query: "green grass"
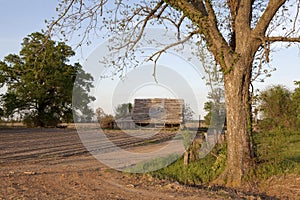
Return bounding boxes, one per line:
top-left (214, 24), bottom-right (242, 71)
top-left (125, 129), bottom-right (300, 184)
top-left (150, 143), bottom-right (227, 185)
top-left (250, 129), bottom-right (300, 180)
top-left (124, 153), bottom-right (181, 174)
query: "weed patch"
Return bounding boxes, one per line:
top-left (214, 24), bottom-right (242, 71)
top-left (149, 143), bottom-right (227, 185)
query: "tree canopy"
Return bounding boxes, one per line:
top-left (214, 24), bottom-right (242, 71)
top-left (114, 103), bottom-right (133, 119)
top-left (0, 32), bottom-right (95, 127)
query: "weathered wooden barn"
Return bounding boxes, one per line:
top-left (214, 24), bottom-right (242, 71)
top-left (131, 98), bottom-right (184, 128)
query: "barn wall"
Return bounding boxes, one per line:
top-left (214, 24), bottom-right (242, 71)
top-left (132, 98), bottom-right (184, 125)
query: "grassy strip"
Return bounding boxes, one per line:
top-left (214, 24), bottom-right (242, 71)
top-left (249, 129), bottom-right (300, 180)
top-left (149, 143), bottom-right (227, 185)
top-left (126, 129), bottom-right (300, 185)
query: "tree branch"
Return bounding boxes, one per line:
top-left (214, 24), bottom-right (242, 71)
top-left (114, 1), bottom-right (164, 51)
top-left (164, 0), bottom-right (232, 70)
top-left (163, 0), bottom-right (207, 30)
top-left (237, 0), bottom-right (254, 27)
top-left (253, 0), bottom-right (286, 35)
top-left (146, 30), bottom-right (199, 81)
top-left (46, 0), bottom-right (76, 36)
top-left (267, 36), bottom-right (300, 43)
top-left (174, 15), bottom-right (186, 40)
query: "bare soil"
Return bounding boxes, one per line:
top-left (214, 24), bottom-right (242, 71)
top-left (0, 127), bottom-right (298, 199)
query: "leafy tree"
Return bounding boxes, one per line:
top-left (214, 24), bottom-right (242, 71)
top-left (114, 103), bottom-right (132, 119)
top-left (292, 81), bottom-right (300, 128)
top-left (258, 85), bottom-right (295, 130)
top-left (49, 0), bottom-right (300, 187)
top-left (183, 103), bottom-right (195, 123)
top-left (200, 42), bottom-right (226, 128)
top-left (204, 99), bottom-right (226, 128)
top-left (204, 101), bottom-right (213, 126)
top-left (0, 32), bottom-right (95, 127)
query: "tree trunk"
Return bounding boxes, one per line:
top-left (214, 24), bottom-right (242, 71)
top-left (37, 103), bottom-right (46, 127)
top-left (215, 58), bottom-right (254, 188)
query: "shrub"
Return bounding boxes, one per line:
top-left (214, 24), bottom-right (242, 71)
top-left (99, 114), bottom-right (114, 129)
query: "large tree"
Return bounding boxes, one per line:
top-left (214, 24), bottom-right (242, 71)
top-left (0, 32), bottom-right (95, 127)
top-left (49, 0), bottom-right (300, 187)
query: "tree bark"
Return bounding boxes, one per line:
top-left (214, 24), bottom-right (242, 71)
top-left (215, 56), bottom-right (255, 188)
top-left (211, 7), bottom-right (261, 186)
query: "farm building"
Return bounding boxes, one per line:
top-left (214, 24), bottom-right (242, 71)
top-left (113, 98), bottom-right (184, 129)
top-left (114, 116), bottom-right (136, 129)
top-left (131, 98), bottom-right (184, 128)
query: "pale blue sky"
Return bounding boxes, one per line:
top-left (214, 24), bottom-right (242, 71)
top-left (0, 1), bottom-right (299, 117)
top-left (0, 0), bottom-right (56, 58)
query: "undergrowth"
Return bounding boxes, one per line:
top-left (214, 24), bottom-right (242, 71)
top-left (126, 129), bottom-right (299, 185)
top-left (149, 143), bottom-right (227, 185)
top-left (249, 129), bottom-right (300, 180)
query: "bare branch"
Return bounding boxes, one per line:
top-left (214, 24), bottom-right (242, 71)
top-left (285, 0), bottom-right (300, 37)
top-left (252, 50), bottom-right (266, 81)
top-left (47, 0), bottom-right (76, 36)
top-left (146, 31), bottom-right (199, 80)
top-left (163, 0), bottom-right (207, 29)
top-left (204, 0), bottom-right (218, 27)
top-left (227, 0), bottom-right (240, 49)
top-left (156, 3), bottom-right (168, 18)
top-left (253, 0), bottom-right (286, 35)
top-left (203, 0), bottom-right (230, 50)
top-left (267, 36), bottom-right (300, 43)
top-left (177, 15), bottom-right (185, 40)
top-left (164, 1), bottom-right (233, 70)
top-left (113, 1), bottom-right (165, 50)
top-left (189, 0), bottom-right (208, 16)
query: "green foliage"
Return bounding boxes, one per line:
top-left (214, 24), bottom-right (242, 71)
top-left (0, 32), bottom-right (95, 127)
top-left (130, 128), bottom-right (299, 184)
top-left (150, 143), bottom-right (227, 185)
top-left (258, 84), bottom-right (299, 130)
top-left (204, 101), bottom-right (213, 126)
top-left (292, 81), bottom-right (300, 127)
top-left (250, 129), bottom-right (300, 180)
top-left (125, 154), bottom-right (181, 174)
top-left (132, 128), bottom-right (299, 184)
top-left (203, 99), bottom-right (226, 128)
top-left (114, 103), bottom-right (132, 119)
